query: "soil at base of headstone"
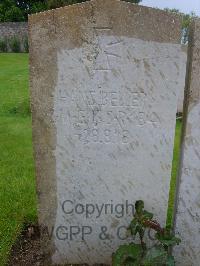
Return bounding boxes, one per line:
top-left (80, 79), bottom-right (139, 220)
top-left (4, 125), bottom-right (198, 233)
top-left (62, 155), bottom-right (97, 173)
top-left (9, 224), bottom-right (45, 266)
top-left (9, 224), bottom-right (107, 266)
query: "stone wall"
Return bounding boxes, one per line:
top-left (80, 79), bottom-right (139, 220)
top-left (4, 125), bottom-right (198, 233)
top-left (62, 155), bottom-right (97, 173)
top-left (0, 22), bottom-right (28, 39)
top-left (0, 22), bottom-right (28, 52)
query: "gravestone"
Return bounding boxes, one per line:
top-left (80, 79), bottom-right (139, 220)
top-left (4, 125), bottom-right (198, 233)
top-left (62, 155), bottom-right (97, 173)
top-left (174, 19), bottom-right (200, 266)
top-left (29, 0), bottom-right (183, 264)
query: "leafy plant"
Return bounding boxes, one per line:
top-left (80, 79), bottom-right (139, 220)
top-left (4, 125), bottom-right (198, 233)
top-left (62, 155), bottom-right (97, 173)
top-left (9, 36), bottom-right (21, 52)
top-left (0, 37), bottom-right (8, 52)
top-left (164, 8), bottom-right (197, 44)
top-left (23, 36), bottom-right (29, 53)
top-left (112, 200), bottom-right (181, 266)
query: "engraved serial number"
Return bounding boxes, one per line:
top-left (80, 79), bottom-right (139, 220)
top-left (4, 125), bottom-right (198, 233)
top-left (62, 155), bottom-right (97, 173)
top-left (74, 127), bottom-right (131, 145)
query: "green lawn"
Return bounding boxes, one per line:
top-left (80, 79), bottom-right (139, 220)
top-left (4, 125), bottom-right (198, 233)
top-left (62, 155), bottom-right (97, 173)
top-left (0, 53), bottom-right (182, 265)
top-left (0, 54), bottom-right (37, 265)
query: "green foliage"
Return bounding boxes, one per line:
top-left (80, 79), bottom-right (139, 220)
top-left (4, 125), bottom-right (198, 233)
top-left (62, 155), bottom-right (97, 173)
top-left (182, 12), bottom-right (196, 44)
top-left (28, 1), bottom-right (48, 14)
top-left (8, 36), bottom-right (21, 52)
top-left (47, 0), bottom-right (142, 9)
top-left (0, 0), bottom-right (47, 21)
top-left (143, 246), bottom-right (168, 266)
top-left (0, 36), bottom-right (28, 53)
top-left (164, 8), bottom-right (197, 44)
top-left (4, 5), bottom-right (25, 22)
top-left (0, 0), bottom-right (142, 21)
top-left (129, 200), bottom-right (154, 249)
top-left (112, 244), bottom-right (143, 266)
top-left (0, 0), bottom-right (25, 22)
top-left (47, 0), bottom-right (86, 9)
top-left (166, 255), bottom-right (175, 266)
top-left (0, 38), bottom-right (8, 52)
top-left (156, 229), bottom-right (181, 248)
top-left (112, 201), bottom-right (181, 266)
top-left (23, 36), bottom-right (29, 53)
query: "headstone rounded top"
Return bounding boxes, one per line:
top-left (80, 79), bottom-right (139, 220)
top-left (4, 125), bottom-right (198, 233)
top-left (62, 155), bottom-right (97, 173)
top-left (29, 0), bottom-right (181, 44)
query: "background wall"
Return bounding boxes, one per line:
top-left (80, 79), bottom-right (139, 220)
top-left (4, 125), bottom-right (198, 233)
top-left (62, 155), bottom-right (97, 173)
top-left (0, 22), bottom-right (28, 38)
top-left (0, 22), bottom-right (28, 52)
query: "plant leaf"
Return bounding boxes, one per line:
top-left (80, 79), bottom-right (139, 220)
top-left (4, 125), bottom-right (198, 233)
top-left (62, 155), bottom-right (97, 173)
top-left (135, 200), bottom-right (144, 215)
top-left (129, 219), bottom-right (137, 234)
top-left (156, 233), bottom-right (181, 247)
top-left (142, 210), bottom-right (153, 220)
top-left (129, 221), bottom-right (143, 237)
top-left (112, 243), bottom-right (143, 266)
top-left (142, 245), bottom-right (168, 266)
top-left (166, 255), bottom-right (175, 266)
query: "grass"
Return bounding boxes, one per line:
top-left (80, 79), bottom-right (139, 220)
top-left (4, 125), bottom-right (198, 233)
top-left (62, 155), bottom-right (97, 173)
top-left (0, 53), bottom-right (182, 265)
top-left (0, 54), bottom-right (37, 265)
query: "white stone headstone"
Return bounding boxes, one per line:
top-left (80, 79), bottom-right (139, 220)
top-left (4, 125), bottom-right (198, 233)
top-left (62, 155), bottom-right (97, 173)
top-left (29, 0), bottom-right (182, 264)
top-left (174, 19), bottom-right (200, 266)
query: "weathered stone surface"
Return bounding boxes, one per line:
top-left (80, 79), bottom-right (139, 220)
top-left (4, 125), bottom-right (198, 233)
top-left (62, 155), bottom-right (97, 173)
top-left (0, 22), bottom-right (27, 38)
top-left (0, 22), bottom-right (28, 52)
top-left (29, 0), bottom-right (182, 264)
top-left (174, 19), bottom-right (200, 266)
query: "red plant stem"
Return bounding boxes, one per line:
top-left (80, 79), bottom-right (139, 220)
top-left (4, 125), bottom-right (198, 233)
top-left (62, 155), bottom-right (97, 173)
top-left (143, 220), bottom-right (164, 234)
